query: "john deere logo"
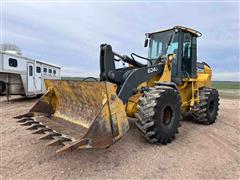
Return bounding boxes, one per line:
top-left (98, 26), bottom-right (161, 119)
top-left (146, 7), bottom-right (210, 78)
top-left (148, 67), bottom-right (158, 74)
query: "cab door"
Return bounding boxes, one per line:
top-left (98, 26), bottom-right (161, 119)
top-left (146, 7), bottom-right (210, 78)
top-left (181, 32), bottom-right (197, 78)
top-left (27, 63), bottom-right (34, 93)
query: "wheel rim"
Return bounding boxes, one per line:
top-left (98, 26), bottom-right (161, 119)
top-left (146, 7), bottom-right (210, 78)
top-left (209, 99), bottom-right (215, 114)
top-left (162, 105), bottom-right (174, 125)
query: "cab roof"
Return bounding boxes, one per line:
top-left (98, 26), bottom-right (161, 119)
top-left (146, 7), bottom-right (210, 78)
top-left (146, 25), bottom-right (202, 38)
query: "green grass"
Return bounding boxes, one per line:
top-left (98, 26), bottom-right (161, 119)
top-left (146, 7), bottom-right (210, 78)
top-left (212, 81), bottom-right (240, 90)
top-left (61, 77), bottom-right (99, 81)
top-left (61, 77), bottom-right (85, 80)
top-left (212, 81), bottom-right (240, 99)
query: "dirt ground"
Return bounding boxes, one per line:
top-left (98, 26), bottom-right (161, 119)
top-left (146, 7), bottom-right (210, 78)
top-left (0, 95), bottom-right (239, 179)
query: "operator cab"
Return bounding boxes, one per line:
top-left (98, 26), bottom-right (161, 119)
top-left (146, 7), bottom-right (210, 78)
top-left (145, 26), bottom-right (202, 84)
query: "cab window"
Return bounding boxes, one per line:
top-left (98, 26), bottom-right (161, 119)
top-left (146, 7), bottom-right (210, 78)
top-left (168, 42), bottom-right (179, 77)
top-left (182, 33), bottom-right (197, 78)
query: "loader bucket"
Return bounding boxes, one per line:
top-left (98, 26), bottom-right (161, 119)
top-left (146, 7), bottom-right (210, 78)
top-left (15, 80), bottom-right (129, 153)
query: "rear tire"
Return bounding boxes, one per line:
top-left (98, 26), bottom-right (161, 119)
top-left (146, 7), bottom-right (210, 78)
top-left (135, 86), bottom-right (182, 145)
top-left (192, 88), bottom-right (219, 124)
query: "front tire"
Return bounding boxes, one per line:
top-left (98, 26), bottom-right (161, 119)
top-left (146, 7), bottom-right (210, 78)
top-left (135, 86), bottom-right (182, 145)
top-left (192, 88), bottom-right (220, 124)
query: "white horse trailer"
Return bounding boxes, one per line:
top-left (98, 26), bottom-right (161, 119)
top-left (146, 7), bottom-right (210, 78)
top-left (0, 50), bottom-right (61, 100)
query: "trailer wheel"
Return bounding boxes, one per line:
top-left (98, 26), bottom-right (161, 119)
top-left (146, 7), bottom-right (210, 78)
top-left (0, 81), bottom-right (6, 94)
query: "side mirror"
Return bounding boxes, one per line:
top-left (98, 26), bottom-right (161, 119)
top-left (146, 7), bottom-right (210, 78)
top-left (144, 38), bottom-right (149, 47)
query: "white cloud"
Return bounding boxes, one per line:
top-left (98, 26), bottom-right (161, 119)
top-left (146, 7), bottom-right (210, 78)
top-left (213, 72), bottom-right (240, 81)
top-left (2, 2), bottom-right (239, 81)
top-left (3, 30), bottom-right (44, 44)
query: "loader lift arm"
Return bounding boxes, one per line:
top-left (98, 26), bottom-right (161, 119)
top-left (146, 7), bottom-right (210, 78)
top-left (99, 44), bottom-right (165, 103)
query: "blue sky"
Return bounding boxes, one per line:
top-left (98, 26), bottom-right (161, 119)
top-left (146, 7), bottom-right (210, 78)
top-left (1, 1), bottom-right (239, 81)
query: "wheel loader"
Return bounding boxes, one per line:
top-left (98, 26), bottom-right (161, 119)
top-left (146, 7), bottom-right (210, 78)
top-left (15, 26), bottom-right (219, 153)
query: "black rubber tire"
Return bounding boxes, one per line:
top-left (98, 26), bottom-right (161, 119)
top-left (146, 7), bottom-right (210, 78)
top-left (135, 85), bottom-right (182, 145)
top-left (0, 81), bottom-right (6, 94)
top-left (192, 88), bottom-right (219, 124)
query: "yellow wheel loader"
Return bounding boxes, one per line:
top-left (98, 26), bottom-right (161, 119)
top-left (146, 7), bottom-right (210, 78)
top-left (16, 26), bottom-right (219, 153)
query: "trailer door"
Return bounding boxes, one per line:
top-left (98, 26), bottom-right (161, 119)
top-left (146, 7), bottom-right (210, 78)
top-left (27, 63), bottom-right (34, 93)
top-left (35, 64), bottom-right (42, 92)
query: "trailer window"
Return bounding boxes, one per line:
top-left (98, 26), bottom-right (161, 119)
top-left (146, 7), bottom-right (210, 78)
top-left (9, 58), bottom-right (18, 67)
top-left (49, 69), bottom-right (52, 74)
top-left (36, 66), bottom-right (41, 73)
top-left (43, 68), bottom-right (47, 73)
top-left (29, 66), bottom-right (33, 76)
top-left (53, 70), bottom-right (56, 75)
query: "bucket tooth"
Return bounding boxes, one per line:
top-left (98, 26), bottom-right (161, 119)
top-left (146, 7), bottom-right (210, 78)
top-left (46, 136), bottom-right (72, 146)
top-left (20, 120), bottom-right (38, 126)
top-left (14, 113), bottom-right (34, 119)
top-left (26, 124), bottom-right (45, 130)
top-left (17, 118), bottom-right (33, 123)
top-left (56, 139), bottom-right (89, 154)
top-left (32, 127), bottom-right (51, 134)
top-left (39, 132), bottom-right (61, 140)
